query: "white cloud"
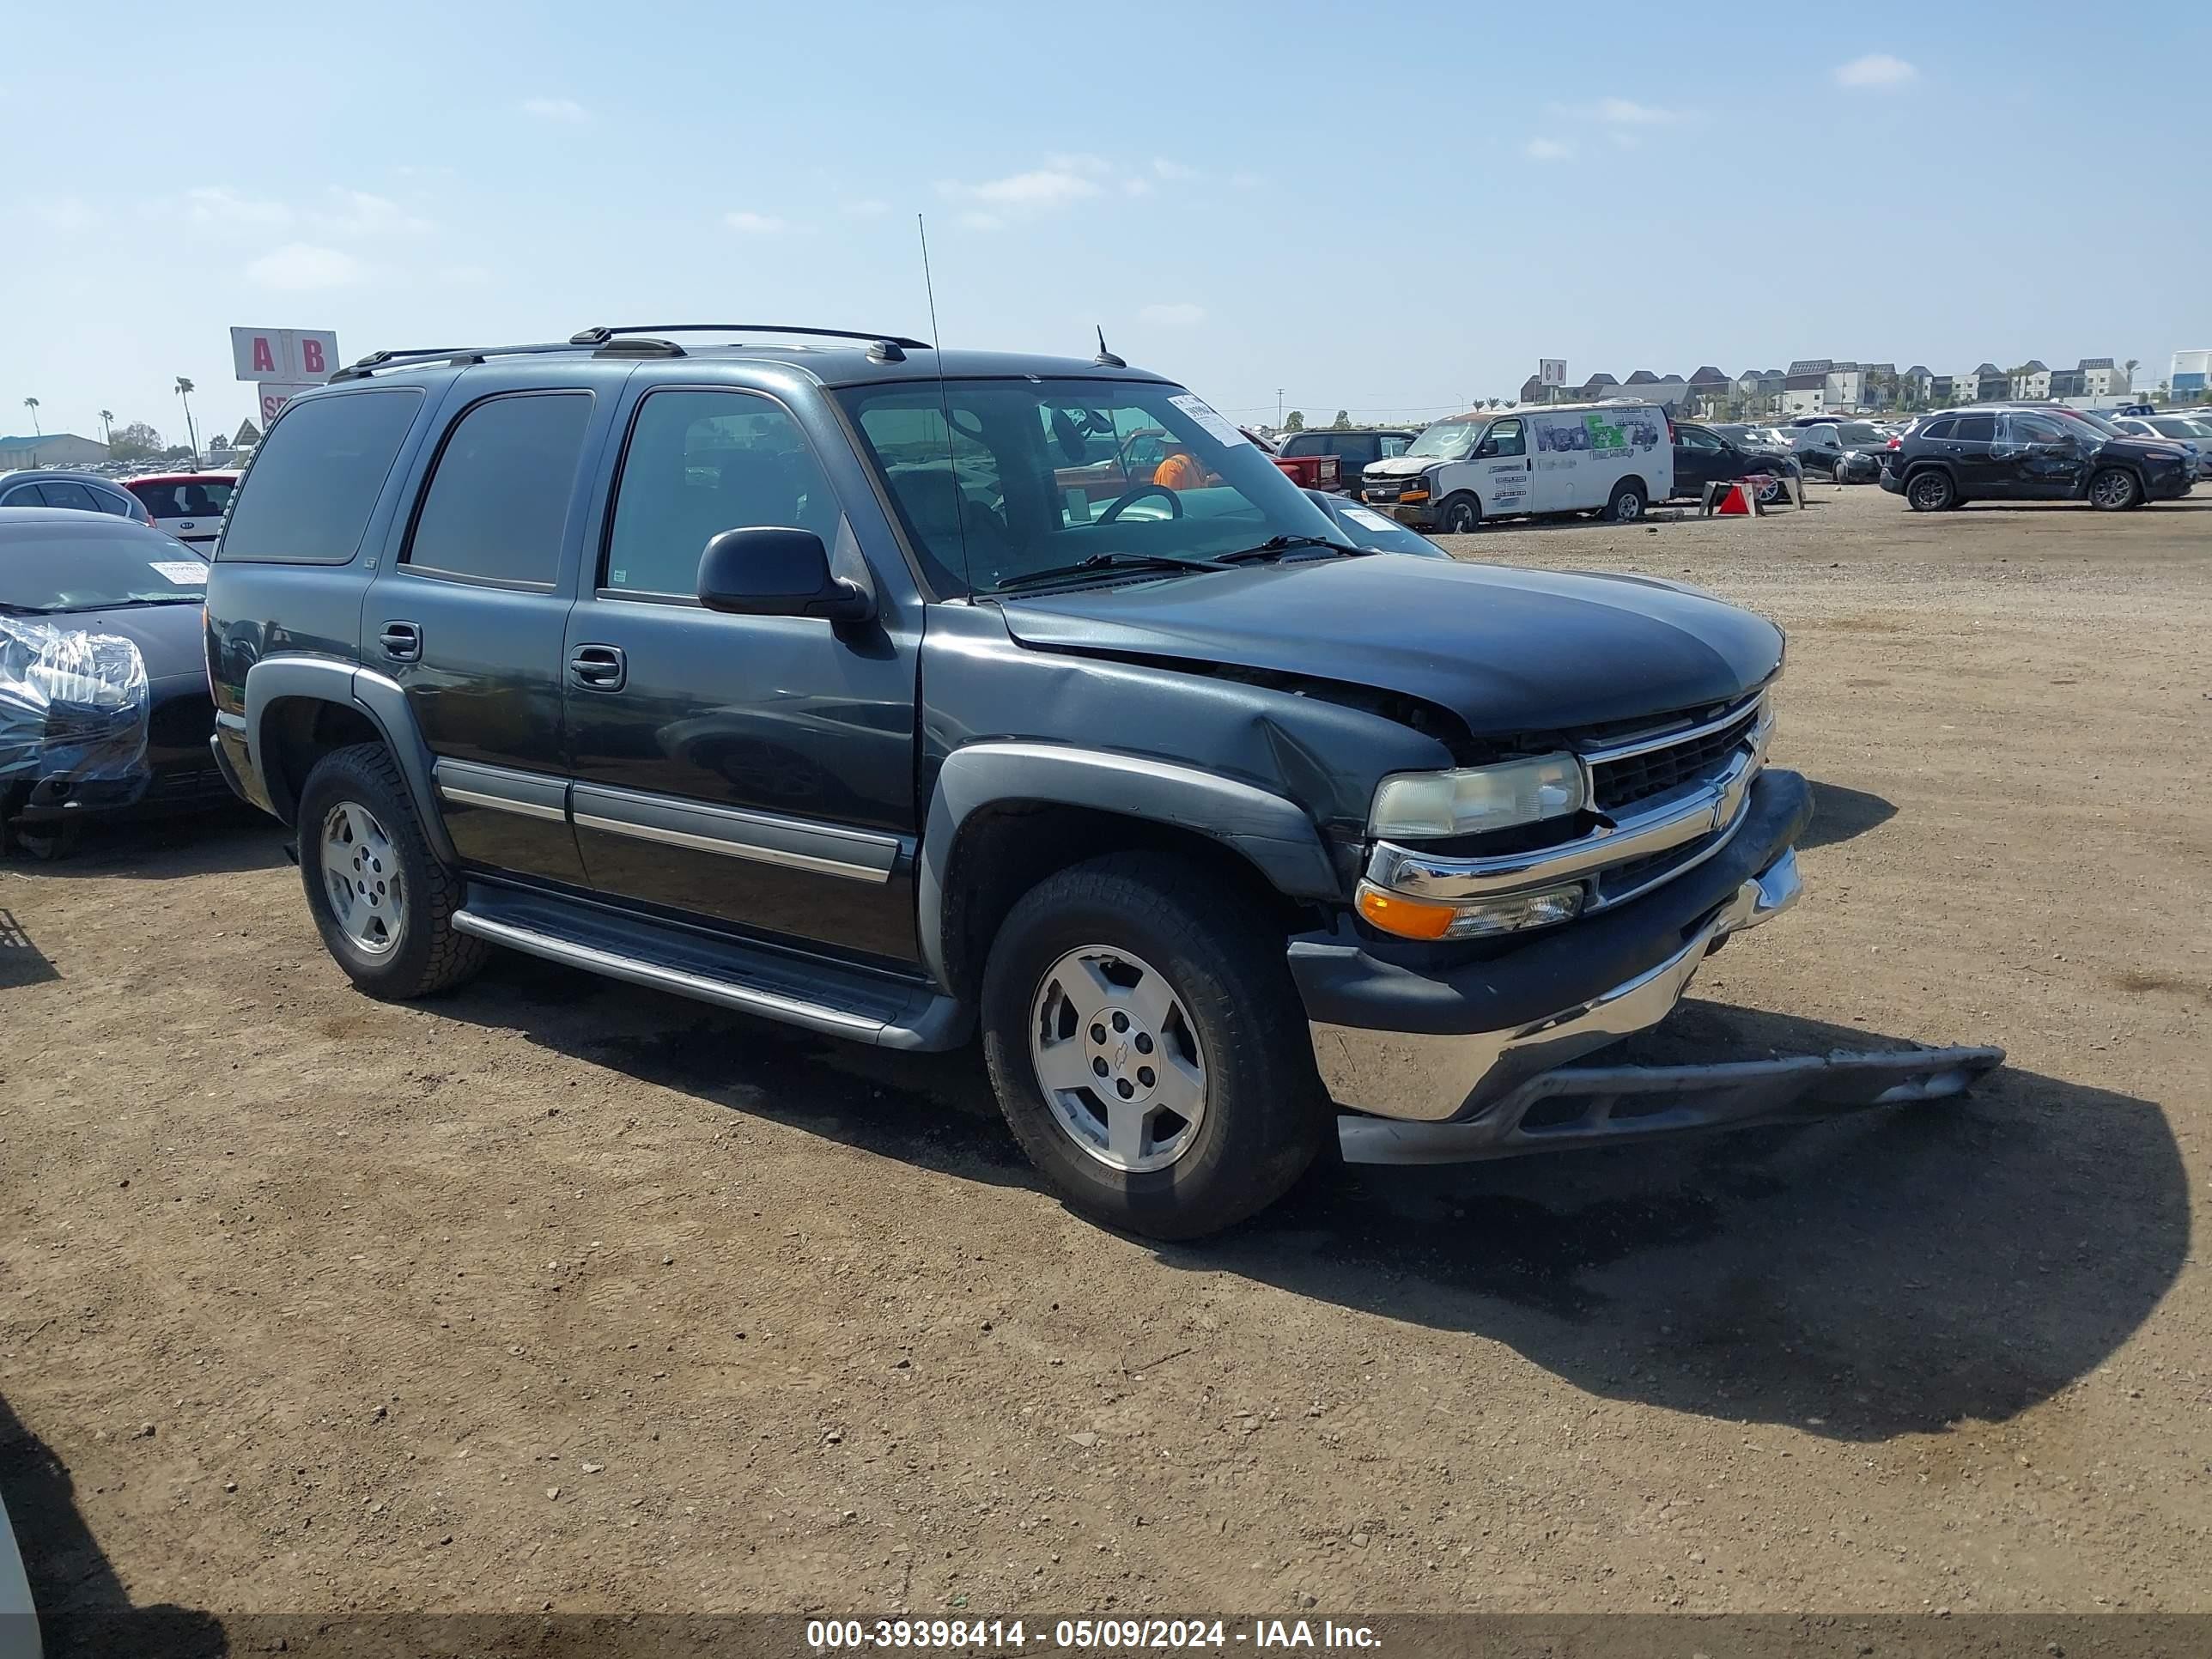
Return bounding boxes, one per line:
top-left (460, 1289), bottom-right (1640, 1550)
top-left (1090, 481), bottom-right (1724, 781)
top-left (938, 165), bottom-right (1102, 212)
top-left (1152, 157), bottom-right (1200, 180)
top-left (725, 211), bottom-right (790, 234)
top-left (28, 197), bottom-right (98, 232)
top-left (1551, 97), bottom-right (1692, 125)
top-left (1525, 138), bottom-right (1575, 161)
top-left (520, 96), bottom-right (589, 122)
top-left (185, 186), bottom-right (290, 227)
top-left (842, 198), bottom-right (890, 217)
top-left (1138, 302), bottom-right (1206, 327)
top-left (1121, 178), bottom-right (1154, 198)
top-left (1042, 152), bottom-right (1111, 176)
top-left (1609, 131), bottom-right (1642, 151)
top-left (955, 210), bottom-right (1005, 231)
top-left (1835, 52), bottom-right (1917, 89)
top-left (245, 243), bottom-right (367, 290)
top-left (315, 189), bottom-right (431, 236)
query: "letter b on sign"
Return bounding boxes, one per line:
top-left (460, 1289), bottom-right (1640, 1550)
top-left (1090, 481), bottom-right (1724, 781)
top-left (299, 338), bottom-right (325, 375)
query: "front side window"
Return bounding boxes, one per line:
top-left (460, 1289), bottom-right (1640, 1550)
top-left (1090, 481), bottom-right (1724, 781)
top-left (603, 389), bottom-right (840, 598)
top-left (221, 388), bottom-right (422, 563)
top-left (838, 379), bottom-right (1340, 595)
top-left (1279, 434), bottom-right (1323, 457)
top-left (2005, 414), bottom-right (2069, 445)
top-left (404, 392), bottom-right (592, 586)
top-left (1679, 426), bottom-right (1723, 451)
top-left (1482, 420), bottom-right (1525, 458)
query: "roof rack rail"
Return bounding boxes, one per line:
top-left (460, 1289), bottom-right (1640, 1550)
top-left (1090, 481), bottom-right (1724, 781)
top-left (327, 340), bottom-right (605, 382)
top-left (569, 323), bottom-right (933, 357)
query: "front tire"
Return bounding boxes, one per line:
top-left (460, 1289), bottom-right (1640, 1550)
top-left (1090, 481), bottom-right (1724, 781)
top-left (1438, 493), bottom-right (1481, 534)
top-left (980, 854), bottom-right (1329, 1240)
top-left (2089, 467), bottom-right (2140, 511)
top-left (1905, 469), bottom-right (1955, 512)
top-left (296, 743), bottom-right (488, 1000)
top-left (1606, 478), bottom-right (1648, 522)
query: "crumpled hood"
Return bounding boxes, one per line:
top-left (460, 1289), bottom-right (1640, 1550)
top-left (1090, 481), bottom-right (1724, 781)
top-left (57, 603), bottom-right (210, 690)
top-left (997, 556), bottom-right (1784, 738)
top-left (1364, 454), bottom-right (1443, 479)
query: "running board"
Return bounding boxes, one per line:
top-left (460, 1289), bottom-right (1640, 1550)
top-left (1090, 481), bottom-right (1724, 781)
top-left (451, 885), bottom-right (970, 1051)
top-left (1337, 1044), bottom-right (2006, 1165)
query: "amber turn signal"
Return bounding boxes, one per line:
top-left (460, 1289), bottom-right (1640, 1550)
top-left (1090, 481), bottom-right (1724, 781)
top-left (1355, 884), bottom-right (1459, 940)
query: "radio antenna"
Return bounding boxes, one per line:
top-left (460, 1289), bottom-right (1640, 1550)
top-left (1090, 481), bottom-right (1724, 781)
top-left (916, 213), bottom-right (973, 586)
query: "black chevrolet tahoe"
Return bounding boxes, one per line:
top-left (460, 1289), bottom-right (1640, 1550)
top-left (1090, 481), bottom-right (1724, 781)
top-left (204, 325), bottom-right (1814, 1239)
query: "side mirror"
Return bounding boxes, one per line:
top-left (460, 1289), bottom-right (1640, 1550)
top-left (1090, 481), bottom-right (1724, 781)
top-left (696, 526), bottom-right (872, 623)
top-left (1474, 441), bottom-right (1498, 459)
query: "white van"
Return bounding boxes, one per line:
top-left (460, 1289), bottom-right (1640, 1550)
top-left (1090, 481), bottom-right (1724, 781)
top-left (1358, 402), bottom-right (1674, 532)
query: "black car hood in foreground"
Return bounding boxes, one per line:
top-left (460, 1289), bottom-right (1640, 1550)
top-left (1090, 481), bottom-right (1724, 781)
top-left (997, 556), bottom-right (1784, 738)
top-left (46, 601), bottom-right (210, 690)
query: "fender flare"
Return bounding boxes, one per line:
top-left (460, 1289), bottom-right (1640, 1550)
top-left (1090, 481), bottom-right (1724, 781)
top-left (243, 659), bottom-right (456, 864)
top-left (916, 742), bottom-right (1342, 994)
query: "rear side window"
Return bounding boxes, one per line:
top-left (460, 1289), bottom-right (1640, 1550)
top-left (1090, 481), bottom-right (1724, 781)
top-left (1951, 414), bottom-right (1996, 443)
top-left (221, 389), bottom-right (422, 563)
top-left (35, 480), bottom-right (103, 512)
top-left (1280, 434), bottom-right (1322, 456)
top-left (404, 392), bottom-right (593, 586)
top-left (1917, 417), bottom-right (1954, 440)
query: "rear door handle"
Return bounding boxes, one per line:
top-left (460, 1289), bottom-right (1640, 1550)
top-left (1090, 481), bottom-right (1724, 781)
top-left (379, 621), bottom-right (422, 662)
top-left (569, 644), bottom-right (627, 691)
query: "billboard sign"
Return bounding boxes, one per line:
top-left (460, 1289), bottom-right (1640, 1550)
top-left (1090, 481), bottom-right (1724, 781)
top-left (1539, 358), bottom-right (1568, 387)
top-left (231, 327), bottom-right (340, 384)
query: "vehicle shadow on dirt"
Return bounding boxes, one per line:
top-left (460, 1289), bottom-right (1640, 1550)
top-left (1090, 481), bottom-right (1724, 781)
top-left (447, 960), bottom-right (2184, 1448)
top-left (0, 1392), bottom-right (224, 1657)
top-left (1799, 781), bottom-right (1897, 849)
top-left (0, 805), bottom-right (285, 881)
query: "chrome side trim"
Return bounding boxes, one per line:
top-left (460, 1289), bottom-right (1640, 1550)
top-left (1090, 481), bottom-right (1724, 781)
top-left (433, 758), bottom-right (569, 823)
top-left (1371, 719), bottom-right (1769, 903)
top-left (568, 784), bottom-right (899, 884)
top-left (1309, 848), bottom-right (1802, 1125)
top-left (1577, 689), bottom-right (1769, 765)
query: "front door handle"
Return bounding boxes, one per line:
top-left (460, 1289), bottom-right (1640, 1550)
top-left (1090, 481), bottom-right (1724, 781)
top-left (379, 621), bottom-right (422, 663)
top-left (569, 644), bottom-right (627, 691)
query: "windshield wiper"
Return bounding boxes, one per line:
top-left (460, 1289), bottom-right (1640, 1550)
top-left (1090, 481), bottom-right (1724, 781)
top-left (1217, 534), bottom-right (1361, 564)
top-left (988, 550), bottom-right (1234, 594)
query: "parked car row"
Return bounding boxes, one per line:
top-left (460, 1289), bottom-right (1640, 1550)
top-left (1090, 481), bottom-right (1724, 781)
top-left (0, 465), bottom-right (241, 543)
top-left (1879, 405), bottom-right (2197, 511)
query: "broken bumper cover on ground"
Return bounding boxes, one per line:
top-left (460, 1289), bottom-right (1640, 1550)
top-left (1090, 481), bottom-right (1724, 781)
top-left (1296, 769), bottom-right (1812, 1125)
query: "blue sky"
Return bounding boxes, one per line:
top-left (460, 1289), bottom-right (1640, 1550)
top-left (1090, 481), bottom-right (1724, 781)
top-left (5, 0), bottom-right (2207, 443)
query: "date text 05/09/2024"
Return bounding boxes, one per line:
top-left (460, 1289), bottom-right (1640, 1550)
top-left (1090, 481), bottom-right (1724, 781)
top-left (805, 1619), bottom-right (1382, 1650)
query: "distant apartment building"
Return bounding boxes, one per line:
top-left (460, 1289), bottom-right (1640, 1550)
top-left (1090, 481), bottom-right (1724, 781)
top-left (1962, 364), bottom-right (2009, 403)
top-left (1782, 372), bottom-right (1827, 416)
top-left (2076, 358), bottom-right (2128, 398)
top-left (2010, 361), bottom-right (2052, 399)
top-left (1824, 362), bottom-right (1865, 408)
top-left (1735, 368), bottom-right (1784, 414)
top-left (2172, 349), bottom-right (2210, 398)
top-left (1902, 366), bottom-right (1936, 403)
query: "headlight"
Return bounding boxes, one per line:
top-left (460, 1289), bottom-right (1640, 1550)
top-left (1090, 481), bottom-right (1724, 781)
top-left (1368, 752), bottom-right (1585, 839)
top-left (1357, 879), bottom-right (1585, 941)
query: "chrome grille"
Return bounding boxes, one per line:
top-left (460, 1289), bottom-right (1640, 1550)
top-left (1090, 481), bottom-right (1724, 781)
top-left (1588, 701), bottom-right (1764, 813)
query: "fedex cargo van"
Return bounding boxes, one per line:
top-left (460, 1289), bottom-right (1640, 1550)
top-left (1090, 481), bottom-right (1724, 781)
top-left (1359, 402), bottom-right (1674, 532)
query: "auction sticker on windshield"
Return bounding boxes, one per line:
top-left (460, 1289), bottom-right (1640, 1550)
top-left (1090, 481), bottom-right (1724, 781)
top-left (1169, 394), bottom-right (1249, 449)
top-left (1342, 507), bottom-right (1401, 533)
top-left (149, 562), bottom-right (208, 586)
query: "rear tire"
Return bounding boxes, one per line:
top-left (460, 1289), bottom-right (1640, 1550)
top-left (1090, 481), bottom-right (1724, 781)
top-left (1606, 479), bottom-right (1648, 523)
top-left (1905, 469), bottom-right (1955, 513)
top-left (2088, 467), bottom-right (2140, 511)
top-left (296, 743), bottom-right (488, 1000)
top-left (1438, 493), bottom-right (1480, 534)
top-left (980, 854), bottom-right (1329, 1241)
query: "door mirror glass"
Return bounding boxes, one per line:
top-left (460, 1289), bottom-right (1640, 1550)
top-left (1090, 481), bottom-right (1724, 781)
top-left (696, 526), bottom-right (872, 622)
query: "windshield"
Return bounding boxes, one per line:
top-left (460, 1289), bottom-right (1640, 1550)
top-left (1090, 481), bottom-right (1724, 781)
top-left (1309, 493), bottom-right (1448, 558)
top-left (1838, 423), bottom-right (1886, 446)
top-left (1404, 420), bottom-right (1482, 460)
top-left (0, 523), bottom-right (206, 612)
top-left (836, 379), bottom-right (1343, 594)
top-left (2063, 409), bottom-right (2123, 436)
top-left (2151, 418), bottom-right (2209, 441)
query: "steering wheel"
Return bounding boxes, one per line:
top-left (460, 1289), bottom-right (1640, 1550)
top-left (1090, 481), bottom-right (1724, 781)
top-left (1096, 483), bottom-right (1183, 524)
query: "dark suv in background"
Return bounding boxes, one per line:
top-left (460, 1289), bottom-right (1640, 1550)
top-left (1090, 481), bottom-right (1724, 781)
top-left (1671, 421), bottom-right (1801, 504)
top-left (1881, 407), bottom-right (2195, 511)
top-left (201, 323), bottom-right (1838, 1239)
top-left (1273, 428), bottom-right (1413, 494)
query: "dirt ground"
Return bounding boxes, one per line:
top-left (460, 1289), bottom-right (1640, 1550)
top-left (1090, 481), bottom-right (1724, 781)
top-left (2, 484), bottom-right (2207, 1638)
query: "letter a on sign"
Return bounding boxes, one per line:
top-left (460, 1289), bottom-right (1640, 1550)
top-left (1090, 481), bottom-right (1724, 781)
top-left (252, 337), bottom-right (276, 374)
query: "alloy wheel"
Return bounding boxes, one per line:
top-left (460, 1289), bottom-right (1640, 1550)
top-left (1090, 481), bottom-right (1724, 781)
top-left (1029, 945), bottom-right (1207, 1173)
top-left (319, 800), bottom-right (405, 957)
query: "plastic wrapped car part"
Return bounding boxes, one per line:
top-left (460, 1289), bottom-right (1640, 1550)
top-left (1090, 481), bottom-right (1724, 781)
top-left (0, 616), bottom-right (150, 787)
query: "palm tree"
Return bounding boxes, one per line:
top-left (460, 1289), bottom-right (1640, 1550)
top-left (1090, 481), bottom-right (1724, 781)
top-left (173, 376), bottom-right (200, 463)
top-left (21, 396), bottom-right (40, 435)
top-left (2124, 358), bottom-right (2140, 397)
top-left (98, 409), bottom-right (114, 443)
